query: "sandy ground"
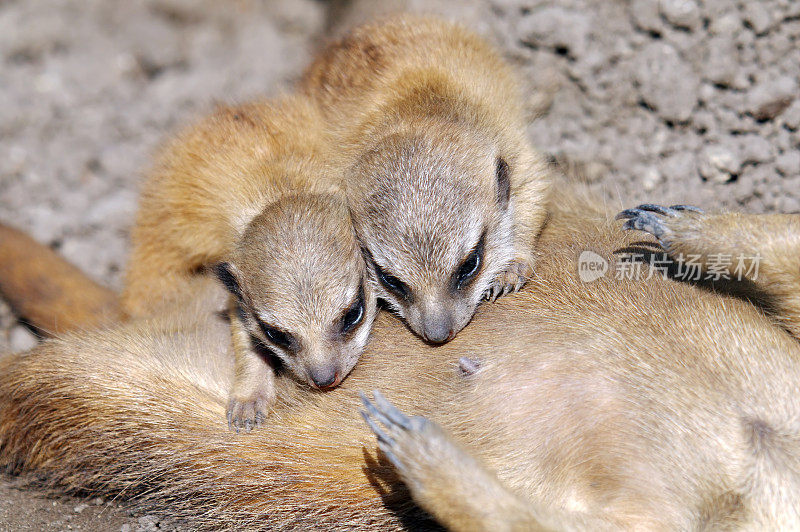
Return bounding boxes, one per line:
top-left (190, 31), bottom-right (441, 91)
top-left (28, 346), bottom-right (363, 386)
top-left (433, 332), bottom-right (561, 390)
top-left (0, 0), bottom-right (798, 529)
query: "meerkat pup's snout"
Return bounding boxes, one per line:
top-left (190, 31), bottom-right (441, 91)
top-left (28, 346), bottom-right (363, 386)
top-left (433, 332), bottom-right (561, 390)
top-left (216, 194), bottom-right (378, 427)
top-left (349, 125), bottom-right (516, 343)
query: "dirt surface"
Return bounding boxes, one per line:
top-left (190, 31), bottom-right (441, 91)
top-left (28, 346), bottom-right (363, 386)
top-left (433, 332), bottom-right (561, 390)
top-left (0, 0), bottom-right (799, 529)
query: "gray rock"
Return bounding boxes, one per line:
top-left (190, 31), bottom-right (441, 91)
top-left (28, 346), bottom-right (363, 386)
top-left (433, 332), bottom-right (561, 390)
top-left (137, 515), bottom-right (159, 532)
top-left (742, 2), bottom-right (773, 35)
top-left (660, 0), bottom-right (701, 30)
top-left (640, 165), bottom-right (663, 191)
top-left (775, 128), bottom-right (793, 152)
top-left (8, 325), bottom-right (38, 352)
top-left (708, 12), bottom-right (742, 36)
top-left (776, 151), bottom-right (800, 176)
top-left (778, 195), bottom-right (800, 213)
top-left (782, 100), bottom-right (800, 130)
top-left (121, 525), bottom-right (132, 532)
top-left (631, 0), bottom-right (662, 33)
top-left (633, 42), bottom-right (699, 122)
top-left (747, 76), bottom-right (798, 120)
top-left (739, 135), bottom-right (774, 164)
top-left (662, 151), bottom-right (697, 181)
top-left (699, 144), bottom-right (742, 182)
top-left (703, 36), bottom-right (739, 86)
top-left (518, 7), bottom-right (592, 58)
top-left (73, 503), bottom-right (89, 514)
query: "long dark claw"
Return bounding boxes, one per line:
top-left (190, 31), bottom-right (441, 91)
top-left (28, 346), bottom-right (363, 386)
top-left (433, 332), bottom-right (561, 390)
top-left (618, 210), bottom-right (667, 239)
top-left (376, 441), bottom-right (402, 469)
top-left (372, 390), bottom-right (412, 430)
top-left (670, 205), bottom-right (704, 213)
top-left (636, 204), bottom-right (676, 216)
top-left (615, 208), bottom-right (642, 220)
top-left (360, 409), bottom-right (395, 446)
top-left (360, 392), bottom-right (394, 430)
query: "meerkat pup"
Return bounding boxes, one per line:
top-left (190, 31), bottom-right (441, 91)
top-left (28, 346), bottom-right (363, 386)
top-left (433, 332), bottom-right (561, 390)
top-left (301, 15), bottom-right (554, 343)
top-left (123, 96), bottom-right (377, 431)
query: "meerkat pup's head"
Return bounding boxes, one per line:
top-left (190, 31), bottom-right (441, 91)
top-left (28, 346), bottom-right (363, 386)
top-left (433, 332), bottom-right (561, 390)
top-left (346, 122), bottom-right (518, 343)
top-left (215, 194), bottom-right (377, 390)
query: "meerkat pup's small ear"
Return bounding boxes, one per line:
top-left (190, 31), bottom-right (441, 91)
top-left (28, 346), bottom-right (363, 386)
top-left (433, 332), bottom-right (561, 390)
top-left (495, 157), bottom-right (511, 208)
top-left (214, 262), bottom-right (242, 300)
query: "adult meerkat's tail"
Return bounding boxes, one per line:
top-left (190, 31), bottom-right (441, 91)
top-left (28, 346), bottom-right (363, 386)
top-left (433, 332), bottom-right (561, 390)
top-left (0, 222), bottom-right (125, 335)
top-left (618, 205), bottom-right (800, 340)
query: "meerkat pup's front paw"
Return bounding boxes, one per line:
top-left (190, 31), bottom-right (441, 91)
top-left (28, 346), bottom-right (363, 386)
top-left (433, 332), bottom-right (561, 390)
top-left (483, 258), bottom-right (532, 302)
top-left (227, 382), bottom-right (276, 433)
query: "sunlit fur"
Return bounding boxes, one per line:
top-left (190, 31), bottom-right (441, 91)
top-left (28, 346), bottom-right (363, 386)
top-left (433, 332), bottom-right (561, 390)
top-left (301, 15), bottom-right (553, 342)
top-left (2, 184), bottom-right (800, 529)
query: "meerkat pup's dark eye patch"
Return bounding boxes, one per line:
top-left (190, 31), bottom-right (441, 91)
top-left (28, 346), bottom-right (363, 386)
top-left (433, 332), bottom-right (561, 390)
top-left (454, 230), bottom-right (486, 290)
top-left (214, 262), bottom-right (242, 300)
top-left (373, 260), bottom-right (412, 301)
top-left (257, 320), bottom-right (296, 351)
top-left (495, 157), bottom-right (511, 207)
top-left (340, 284), bottom-right (366, 335)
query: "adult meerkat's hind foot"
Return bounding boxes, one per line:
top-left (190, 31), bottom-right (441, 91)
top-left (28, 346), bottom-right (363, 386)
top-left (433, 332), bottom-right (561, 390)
top-left (360, 391), bottom-right (549, 531)
top-left (483, 258), bottom-right (531, 302)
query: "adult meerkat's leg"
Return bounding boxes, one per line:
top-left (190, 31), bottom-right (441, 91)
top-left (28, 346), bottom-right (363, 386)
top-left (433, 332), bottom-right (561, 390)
top-left (618, 205), bottom-right (800, 339)
top-left (361, 391), bottom-right (627, 532)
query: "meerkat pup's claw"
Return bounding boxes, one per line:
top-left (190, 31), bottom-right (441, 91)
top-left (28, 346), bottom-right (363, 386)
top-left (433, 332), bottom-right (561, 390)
top-left (669, 204), bottom-right (705, 213)
top-left (227, 384), bottom-right (275, 433)
top-left (485, 259), bottom-right (531, 301)
top-left (361, 390), bottom-right (433, 470)
top-left (617, 207), bottom-right (670, 241)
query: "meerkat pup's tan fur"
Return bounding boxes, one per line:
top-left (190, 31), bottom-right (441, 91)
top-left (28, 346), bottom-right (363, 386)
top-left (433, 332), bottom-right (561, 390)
top-left (2, 186), bottom-right (800, 529)
top-left (122, 96), bottom-right (377, 430)
top-left (300, 15), bottom-right (553, 343)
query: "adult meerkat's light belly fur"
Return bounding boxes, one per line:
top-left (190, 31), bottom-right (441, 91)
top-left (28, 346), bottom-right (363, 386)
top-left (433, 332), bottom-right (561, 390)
top-left (301, 16), bottom-right (553, 344)
top-left (122, 96), bottom-right (378, 431)
top-left (2, 186), bottom-right (800, 529)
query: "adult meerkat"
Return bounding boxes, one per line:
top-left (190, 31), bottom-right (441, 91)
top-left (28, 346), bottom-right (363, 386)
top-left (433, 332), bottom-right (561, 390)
top-left (301, 16), bottom-right (554, 343)
top-left (2, 189), bottom-right (800, 529)
top-left (122, 96), bottom-right (377, 430)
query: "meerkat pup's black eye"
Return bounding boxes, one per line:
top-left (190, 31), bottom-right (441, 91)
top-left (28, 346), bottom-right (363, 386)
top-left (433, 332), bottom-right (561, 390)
top-left (373, 261), bottom-right (411, 301)
top-left (455, 231), bottom-right (486, 290)
top-left (257, 320), bottom-right (295, 350)
top-left (340, 285), bottom-right (366, 335)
